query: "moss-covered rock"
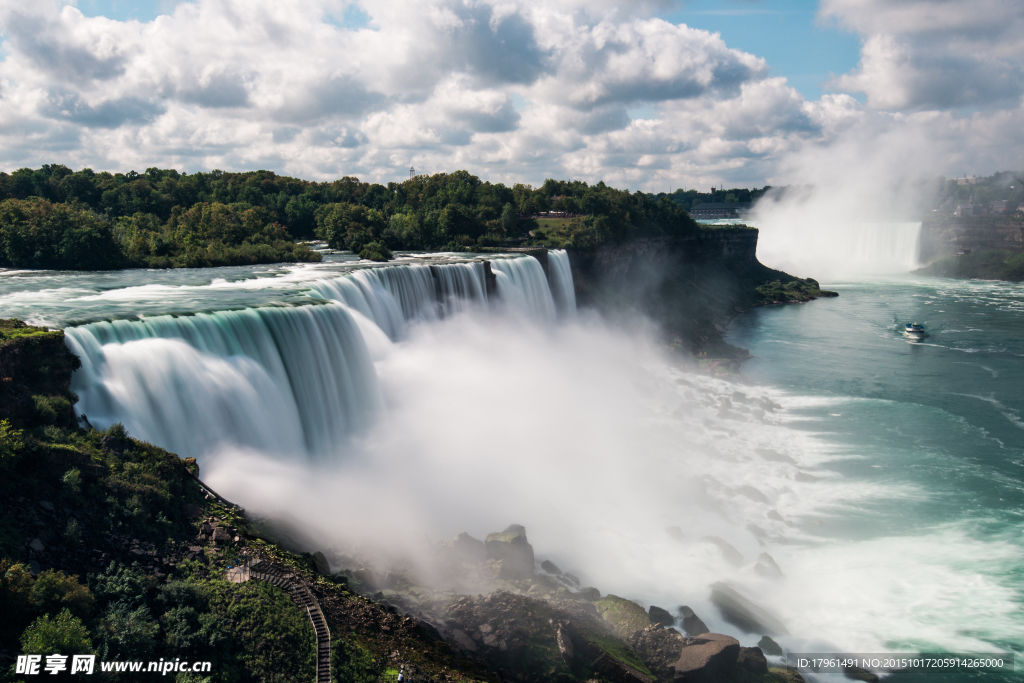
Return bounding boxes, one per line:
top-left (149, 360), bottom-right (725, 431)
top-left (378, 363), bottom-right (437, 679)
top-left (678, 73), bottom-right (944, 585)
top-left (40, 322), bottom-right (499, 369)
top-left (596, 595), bottom-right (652, 638)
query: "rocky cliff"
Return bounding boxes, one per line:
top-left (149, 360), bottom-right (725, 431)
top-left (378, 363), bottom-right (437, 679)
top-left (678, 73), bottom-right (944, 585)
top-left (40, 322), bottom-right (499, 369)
top-left (919, 215), bottom-right (1024, 262)
top-left (566, 227), bottom-right (834, 358)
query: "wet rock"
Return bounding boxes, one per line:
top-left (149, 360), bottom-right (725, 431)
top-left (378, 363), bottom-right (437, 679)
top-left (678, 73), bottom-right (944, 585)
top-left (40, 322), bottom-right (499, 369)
top-left (564, 572), bottom-right (581, 586)
top-left (452, 532), bottom-right (487, 563)
top-left (452, 629), bottom-right (477, 652)
top-left (29, 538), bottom-right (45, 552)
top-left (39, 501), bottom-right (55, 511)
top-left (540, 560), bottom-right (561, 574)
top-left (678, 606), bottom-right (709, 637)
top-left (313, 551), bottom-right (330, 575)
top-left (211, 528), bottom-right (231, 543)
top-left (757, 635), bottom-right (783, 656)
top-left (737, 646), bottom-right (768, 674)
top-left (754, 552), bottom-right (784, 580)
top-left (672, 633), bottom-right (740, 682)
top-left (844, 665), bottom-right (880, 682)
top-left (485, 525), bottom-right (534, 580)
top-left (596, 595), bottom-right (651, 638)
top-left (556, 623), bottom-right (573, 662)
top-left (649, 605), bottom-right (675, 628)
top-left (577, 586), bottom-right (601, 601)
top-left (709, 582), bottom-right (788, 636)
top-left (593, 652), bottom-right (655, 683)
top-left (701, 536), bottom-right (743, 566)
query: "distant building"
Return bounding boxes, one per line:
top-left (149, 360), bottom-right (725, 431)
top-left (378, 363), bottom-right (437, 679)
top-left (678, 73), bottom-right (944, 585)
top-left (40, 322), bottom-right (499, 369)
top-left (688, 202), bottom-right (752, 219)
top-left (954, 200), bottom-right (974, 217)
top-left (956, 174), bottom-right (980, 185)
top-left (990, 200), bottom-right (1008, 213)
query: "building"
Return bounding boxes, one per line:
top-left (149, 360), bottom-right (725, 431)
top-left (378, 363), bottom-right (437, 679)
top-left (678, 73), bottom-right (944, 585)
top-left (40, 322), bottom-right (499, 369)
top-left (956, 174), bottom-right (980, 185)
top-left (687, 202), bottom-right (752, 219)
top-left (954, 200), bottom-right (974, 217)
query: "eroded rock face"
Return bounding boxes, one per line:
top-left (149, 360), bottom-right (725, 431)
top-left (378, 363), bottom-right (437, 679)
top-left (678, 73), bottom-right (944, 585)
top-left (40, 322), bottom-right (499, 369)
top-left (313, 551), bottom-right (330, 575)
top-left (678, 606), bottom-right (709, 637)
top-left (709, 582), bottom-right (788, 636)
top-left (758, 635), bottom-right (783, 656)
top-left (737, 646), bottom-right (768, 674)
top-left (672, 633), bottom-right (740, 682)
top-left (485, 525), bottom-right (535, 580)
top-left (649, 605), bottom-right (675, 628)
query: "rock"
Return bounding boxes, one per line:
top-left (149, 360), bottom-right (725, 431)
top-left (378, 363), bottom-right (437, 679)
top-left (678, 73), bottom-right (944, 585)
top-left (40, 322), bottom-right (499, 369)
top-left (564, 572), bottom-right (581, 586)
top-left (701, 536), bottom-right (743, 567)
top-left (649, 605), bottom-right (675, 628)
top-left (556, 623), bottom-right (573, 662)
top-left (182, 503), bottom-right (203, 519)
top-left (452, 532), bottom-right (487, 563)
top-left (485, 525), bottom-right (535, 580)
top-left (540, 560), bottom-right (561, 574)
top-left (844, 665), bottom-right (880, 682)
top-left (672, 633), bottom-right (740, 682)
top-left (452, 629), bottom-right (477, 652)
top-left (678, 606), bottom-right (709, 637)
top-left (594, 652), bottom-right (655, 683)
top-left (709, 582), bottom-right (788, 636)
top-left (758, 635), bottom-right (783, 656)
top-left (577, 586), bottom-right (601, 601)
top-left (596, 595), bottom-right (651, 638)
top-left (211, 528), bottom-right (231, 543)
top-left (29, 538), bottom-right (45, 552)
top-left (754, 552), bottom-right (784, 580)
top-left (737, 486), bottom-right (770, 504)
top-left (353, 568), bottom-right (396, 590)
top-left (737, 646), bottom-right (768, 673)
top-left (313, 551), bottom-right (330, 575)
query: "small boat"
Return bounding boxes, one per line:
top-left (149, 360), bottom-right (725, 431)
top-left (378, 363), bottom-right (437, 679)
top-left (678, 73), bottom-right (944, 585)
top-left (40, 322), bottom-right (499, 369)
top-left (903, 322), bottom-right (925, 340)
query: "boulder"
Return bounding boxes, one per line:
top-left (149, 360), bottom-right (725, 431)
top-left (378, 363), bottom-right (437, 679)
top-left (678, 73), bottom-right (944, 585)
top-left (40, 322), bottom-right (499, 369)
top-left (540, 559), bottom-right (562, 574)
top-left (649, 605), bottom-right (675, 628)
top-left (754, 553), bottom-right (784, 580)
top-left (672, 633), bottom-right (740, 682)
top-left (451, 629), bottom-right (477, 652)
top-left (564, 572), bottom-right (581, 586)
top-left (701, 536), bottom-right (743, 567)
top-left (29, 538), bottom-right (45, 552)
top-left (211, 528), bottom-right (231, 543)
top-left (757, 636), bottom-right (783, 656)
top-left (594, 652), bottom-right (655, 683)
top-left (678, 606), bottom-right (709, 637)
top-left (596, 595), bottom-right (651, 638)
top-left (452, 532), bottom-right (487, 563)
top-left (577, 586), bottom-right (601, 601)
top-left (556, 623), bottom-right (574, 662)
top-left (485, 525), bottom-right (535, 579)
top-left (709, 583), bottom-right (788, 636)
top-left (737, 646), bottom-right (768, 674)
top-left (313, 551), bottom-right (330, 575)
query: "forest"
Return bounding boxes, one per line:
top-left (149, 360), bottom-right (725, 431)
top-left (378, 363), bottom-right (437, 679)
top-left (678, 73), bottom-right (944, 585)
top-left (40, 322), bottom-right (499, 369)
top-left (0, 166), bottom-right (700, 270)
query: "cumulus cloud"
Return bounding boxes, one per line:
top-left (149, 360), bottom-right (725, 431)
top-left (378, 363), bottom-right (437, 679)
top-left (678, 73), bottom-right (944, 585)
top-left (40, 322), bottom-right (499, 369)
top-left (0, 0), bottom-right (1020, 187)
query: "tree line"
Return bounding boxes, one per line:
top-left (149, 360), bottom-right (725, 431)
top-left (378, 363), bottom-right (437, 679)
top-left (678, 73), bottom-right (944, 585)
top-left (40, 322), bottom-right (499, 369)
top-left (0, 165), bottom-right (703, 270)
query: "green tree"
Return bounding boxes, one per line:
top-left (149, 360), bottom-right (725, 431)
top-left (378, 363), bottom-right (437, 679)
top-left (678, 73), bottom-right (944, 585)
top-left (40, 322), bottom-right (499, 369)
top-left (500, 202), bottom-right (517, 235)
top-left (30, 570), bottom-right (95, 619)
top-left (20, 608), bottom-right (93, 656)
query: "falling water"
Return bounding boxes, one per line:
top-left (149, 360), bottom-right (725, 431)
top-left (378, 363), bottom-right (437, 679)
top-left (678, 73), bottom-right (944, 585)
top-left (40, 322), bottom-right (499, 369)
top-left (547, 249), bottom-right (577, 319)
top-left (490, 256), bottom-right (557, 322)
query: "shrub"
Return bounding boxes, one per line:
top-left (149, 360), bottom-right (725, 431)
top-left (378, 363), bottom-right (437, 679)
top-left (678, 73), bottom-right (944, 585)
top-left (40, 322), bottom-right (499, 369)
top-left (0, 418), bottom-right (24, 469)
top-left (20, 608), bottom-right (93, 656)
top-left (358, 241), bottom-right (393, 262)
top-left (30, 570), bottom-right (95, 618)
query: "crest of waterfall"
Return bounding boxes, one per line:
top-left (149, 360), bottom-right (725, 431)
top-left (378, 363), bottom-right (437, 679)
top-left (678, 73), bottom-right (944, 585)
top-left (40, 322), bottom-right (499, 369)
top-left (65, 303), bottom-right (381, 461)
top-left (547, 250), bottom-right (577, 319)
top-left (490, 256), bottom-right (557, 323)
top-left (307, 262), bottom-right (488, 340)
top-left (755, 220), bottom-right (923, 278)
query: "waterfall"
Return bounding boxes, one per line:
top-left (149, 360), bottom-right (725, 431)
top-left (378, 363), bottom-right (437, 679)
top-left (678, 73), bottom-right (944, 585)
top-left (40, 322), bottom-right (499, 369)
top-left (307, 262), bottom-right (488, 340)
top-left (755, 220), bottom-right (923, 279)
top-left (65, 303), bottom-right (381, 461)
top-left (547, 250), bottom-right (577, 319)
top-left (490, 257), bottom-right (557, 322)
top-left (63, 253), bottom-right (575, 464)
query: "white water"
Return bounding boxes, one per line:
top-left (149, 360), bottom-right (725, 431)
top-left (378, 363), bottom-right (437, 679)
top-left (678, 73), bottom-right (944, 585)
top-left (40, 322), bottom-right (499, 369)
top-left (24, 249), bottom-right (1020, 672)
top-left (547, 249), bottom-right (577, 319)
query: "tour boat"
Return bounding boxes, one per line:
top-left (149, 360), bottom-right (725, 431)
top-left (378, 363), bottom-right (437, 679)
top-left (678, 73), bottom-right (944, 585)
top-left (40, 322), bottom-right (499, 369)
top-left (903, 322), bottom-right (925, 340)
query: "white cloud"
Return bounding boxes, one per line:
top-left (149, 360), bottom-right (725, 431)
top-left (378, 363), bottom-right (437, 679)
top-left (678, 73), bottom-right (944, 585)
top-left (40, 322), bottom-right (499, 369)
top-left (0, 0), bottom-right (1020, 188)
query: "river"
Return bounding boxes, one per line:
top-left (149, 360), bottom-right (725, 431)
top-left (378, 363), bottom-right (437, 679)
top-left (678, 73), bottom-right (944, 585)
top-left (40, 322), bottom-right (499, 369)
top-left (2, 250), bottom-right (1021, 681)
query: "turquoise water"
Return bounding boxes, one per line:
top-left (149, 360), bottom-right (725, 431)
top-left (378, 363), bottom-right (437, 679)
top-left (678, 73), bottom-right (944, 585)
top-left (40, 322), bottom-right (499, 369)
top-left (728, 276), bottom-right (1024, 680)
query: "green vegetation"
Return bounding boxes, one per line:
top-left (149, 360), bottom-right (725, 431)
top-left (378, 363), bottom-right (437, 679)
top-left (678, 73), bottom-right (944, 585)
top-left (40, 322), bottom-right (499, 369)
top-left (933, 171), bottom-right (1023, 213)
top-left (0, 165), bottom-right (702, 269)
top-left (755, 278), bottom-right (839, 304)
top-left (647, 185), bottom-right (772, 212)
top-left (916, 249), bottom-right (1024, 281)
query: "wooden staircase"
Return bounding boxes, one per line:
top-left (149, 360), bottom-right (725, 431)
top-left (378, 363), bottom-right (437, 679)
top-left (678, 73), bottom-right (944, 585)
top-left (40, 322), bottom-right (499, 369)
top-left (249, 561), bottom-right (332, 683)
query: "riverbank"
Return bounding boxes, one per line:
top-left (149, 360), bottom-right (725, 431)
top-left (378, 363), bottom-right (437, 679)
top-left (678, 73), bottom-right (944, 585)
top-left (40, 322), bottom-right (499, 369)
top-left (915, 249), bottom-right (1024, 281)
